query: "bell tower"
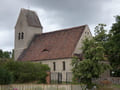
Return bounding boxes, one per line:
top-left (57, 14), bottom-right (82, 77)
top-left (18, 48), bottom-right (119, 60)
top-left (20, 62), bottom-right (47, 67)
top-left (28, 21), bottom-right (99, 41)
top-left (14, 8), bottom-right (43, 60)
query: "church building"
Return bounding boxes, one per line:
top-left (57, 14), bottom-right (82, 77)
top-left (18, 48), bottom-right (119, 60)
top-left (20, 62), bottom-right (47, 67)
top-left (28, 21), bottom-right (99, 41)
top-left (14, 8), bottom-right (92, 82)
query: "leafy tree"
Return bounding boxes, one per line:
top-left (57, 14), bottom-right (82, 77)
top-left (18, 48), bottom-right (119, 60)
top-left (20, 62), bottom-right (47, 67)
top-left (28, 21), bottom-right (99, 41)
top-left (94, 24), bottom-right (108, 50)
top-left (72, 36), bottom-right (111, 88)
top-left (0, 49), bottom-right (3, 58)
top-left (3, 51), bottom-right (11, 59)
top-left (107, 16), bottom-right (120, 76)
top-left (0, 49), bottom-right (11, 59)
top-left (94, 24), bottom-right (107, 42)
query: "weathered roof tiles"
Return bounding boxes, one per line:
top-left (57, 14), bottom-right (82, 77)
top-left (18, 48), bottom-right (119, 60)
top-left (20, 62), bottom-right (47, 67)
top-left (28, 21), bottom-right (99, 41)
top-left (18, 25), bottom-right (86, 61)
top-left (23, 8), bottom-right (42, 28)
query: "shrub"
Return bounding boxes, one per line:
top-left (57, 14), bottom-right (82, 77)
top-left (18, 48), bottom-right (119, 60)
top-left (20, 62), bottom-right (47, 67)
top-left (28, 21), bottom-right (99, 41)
top-left (0, 67), bottom-right (13, 84)
top-left (38, 65), bottom-right (49, 83)
top-left (4, 60), bottom-right (50, 83)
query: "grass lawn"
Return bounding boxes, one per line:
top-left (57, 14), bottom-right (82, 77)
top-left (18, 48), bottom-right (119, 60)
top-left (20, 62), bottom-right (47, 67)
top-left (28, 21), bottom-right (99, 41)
top-left (112, 84), bottom-right (120, 88)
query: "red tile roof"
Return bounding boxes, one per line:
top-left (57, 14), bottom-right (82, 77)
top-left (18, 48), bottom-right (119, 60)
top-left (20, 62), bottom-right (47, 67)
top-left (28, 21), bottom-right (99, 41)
top-left (18, 25), bottom-right (86, 61)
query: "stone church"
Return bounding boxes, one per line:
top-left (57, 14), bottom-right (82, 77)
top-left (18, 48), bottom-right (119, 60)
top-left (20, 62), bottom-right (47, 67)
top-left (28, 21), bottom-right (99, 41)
top-left (14, 8), bottom-right (92, 82)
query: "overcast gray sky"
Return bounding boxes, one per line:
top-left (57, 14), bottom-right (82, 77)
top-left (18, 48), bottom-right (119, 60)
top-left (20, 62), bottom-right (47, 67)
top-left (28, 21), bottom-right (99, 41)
top-left (0, 0), bottom-right (120, 51)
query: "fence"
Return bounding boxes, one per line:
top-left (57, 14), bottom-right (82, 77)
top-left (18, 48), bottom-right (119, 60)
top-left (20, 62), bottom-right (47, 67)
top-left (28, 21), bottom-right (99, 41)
top-left (92, 77), bottom-right (120, 85)
top-left (50, 72), bottom-right (120, 85)
top-left (50, 72), bottom-right (73, 84)
top-left (0, 84), bottom-right (83, 90)
top-left (51, 72), bottom-right (62, 84)
top-left (109, 77), bottom-right (120, 84)
top-left (66, 72), bottom-right (72, 83)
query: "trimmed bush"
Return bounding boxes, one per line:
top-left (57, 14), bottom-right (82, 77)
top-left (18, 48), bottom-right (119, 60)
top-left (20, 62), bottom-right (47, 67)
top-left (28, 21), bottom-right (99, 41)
top-left (4, 60), bottom-right (50, 83)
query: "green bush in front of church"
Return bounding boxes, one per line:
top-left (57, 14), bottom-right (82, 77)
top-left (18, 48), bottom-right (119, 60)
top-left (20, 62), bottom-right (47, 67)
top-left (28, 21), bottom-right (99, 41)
top-left (0, 60), bottom-right (50, 84)
top-left (0, 67), bottom-right (13, 84)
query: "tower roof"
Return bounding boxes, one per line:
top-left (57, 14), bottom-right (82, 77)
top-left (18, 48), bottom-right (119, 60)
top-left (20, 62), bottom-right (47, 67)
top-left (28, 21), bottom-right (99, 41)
top-left (16, 8), bottom-right (43, 28)
top-left (23, 8), bottom-right (42, 28)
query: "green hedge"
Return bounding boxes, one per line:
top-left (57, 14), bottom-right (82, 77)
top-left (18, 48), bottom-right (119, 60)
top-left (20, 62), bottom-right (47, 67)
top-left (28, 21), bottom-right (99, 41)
top-left (0, 67), bottom-right (13, 84)
top-left (0, 60), bottom-right (50, 84)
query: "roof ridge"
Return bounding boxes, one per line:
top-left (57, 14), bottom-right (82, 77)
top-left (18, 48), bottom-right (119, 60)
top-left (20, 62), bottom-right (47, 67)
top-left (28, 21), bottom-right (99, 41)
top-left (40, 24), bottom-right (87, 35)
top-left (21, 8), bottom-right (36, 13)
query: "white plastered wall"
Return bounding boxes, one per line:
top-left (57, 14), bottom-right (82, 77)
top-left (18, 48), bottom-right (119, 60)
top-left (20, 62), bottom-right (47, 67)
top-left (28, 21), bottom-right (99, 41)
top-left (36, 58), bottom-right (72, 82)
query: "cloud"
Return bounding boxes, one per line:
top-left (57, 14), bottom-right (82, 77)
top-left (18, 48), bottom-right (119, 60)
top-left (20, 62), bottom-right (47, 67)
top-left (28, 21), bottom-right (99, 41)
top-left (0, 0), bottom-right (120, 51)
top-left (0, 30), bottom-right (14, 51)
top-left (0, 0), bottom-right (25, 51)
top-left (33, 8), bottom-right (62, 32)
top-left (26, 0), bottom-right (115, 34)
top-left (0, 0), bottom-right (25, 30)
top-left (26, 0), bottom-right (111, 26)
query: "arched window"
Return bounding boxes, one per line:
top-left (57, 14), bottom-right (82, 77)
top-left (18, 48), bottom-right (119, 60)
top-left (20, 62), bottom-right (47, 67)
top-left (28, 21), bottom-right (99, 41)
top-left (21, 32), bottom-right (24, 39)
top-left (18, 33), bottom-right (20, 40)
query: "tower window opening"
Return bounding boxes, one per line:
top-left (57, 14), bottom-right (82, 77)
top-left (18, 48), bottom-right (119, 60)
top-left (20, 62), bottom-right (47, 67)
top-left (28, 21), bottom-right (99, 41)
top-left (21, 32), bottom-right (24, 39)
top-left (18, 33), bottom-right (20, 40)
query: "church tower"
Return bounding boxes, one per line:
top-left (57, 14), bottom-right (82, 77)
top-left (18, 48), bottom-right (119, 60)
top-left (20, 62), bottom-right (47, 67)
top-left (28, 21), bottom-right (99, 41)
top-left (14, 8), bottom-right (43, 60)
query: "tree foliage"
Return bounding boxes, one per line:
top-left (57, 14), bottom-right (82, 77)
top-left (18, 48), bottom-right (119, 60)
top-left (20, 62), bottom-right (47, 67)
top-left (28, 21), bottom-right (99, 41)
top-left (94, 24), bottom-right (110, 57)
top-left (72, 24), bottom-right (111, 89)
top-left (0, 60), bottom-right (50, 84)
top-left (94, 24), bottom-right (107, 42)
top-left (0, 49), bottom-right (11, 59)
top-left (72, 39), bottom-right (111, 88)
top-left (0, 67), bottom-right (13, 85)
top-left (107, 16), bottom-right (120, 76)
top-left (3, 51), bottom-right (11, 58)
top-left (0, 49), bottom-right (3, 58)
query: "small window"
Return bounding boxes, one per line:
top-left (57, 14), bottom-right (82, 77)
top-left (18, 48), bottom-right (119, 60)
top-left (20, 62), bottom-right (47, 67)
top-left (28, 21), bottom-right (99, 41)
top-left (42, 49), bottom-right (49, 52)
top-left (53, 62), bottom-right (56, 71)
top-left (18, 33), bottom-right (20, 40)
top-left (21, 32), bottom-right (24, 39)
top-left (63, 61), bottom-right (65, 71)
